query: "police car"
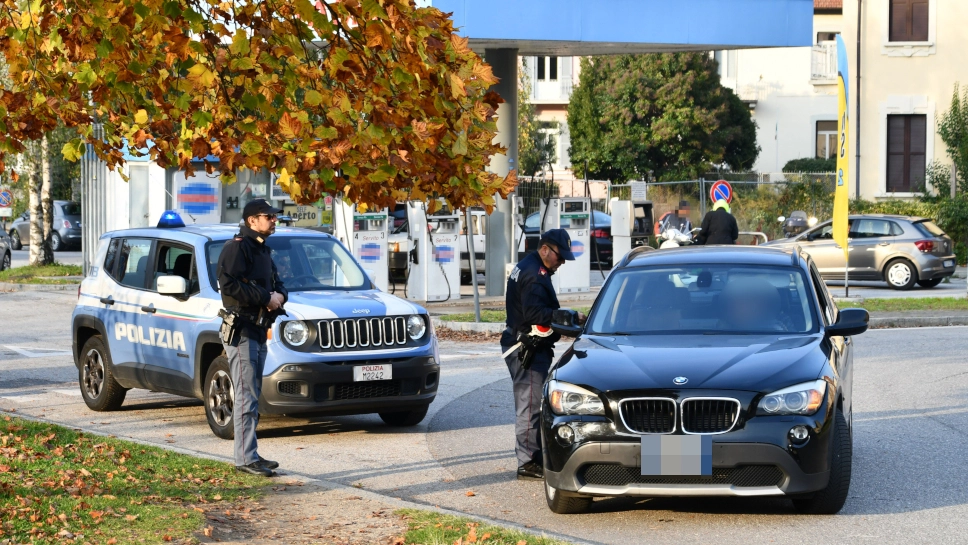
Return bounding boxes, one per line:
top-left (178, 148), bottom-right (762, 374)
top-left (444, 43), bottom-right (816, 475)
top-left (71, 212), bottom-right (439, 439)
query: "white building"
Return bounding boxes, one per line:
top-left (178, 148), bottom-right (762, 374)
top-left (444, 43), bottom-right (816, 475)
top-left (716, 0), bottom-right (844, 173)
top-left (521, 55), bottom-right (580, 186)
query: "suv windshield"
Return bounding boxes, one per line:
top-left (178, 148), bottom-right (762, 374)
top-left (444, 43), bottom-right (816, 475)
top-left (588, 264), bottom-right (817, 335)
top-left (206, 236), bottom-right (369, 291)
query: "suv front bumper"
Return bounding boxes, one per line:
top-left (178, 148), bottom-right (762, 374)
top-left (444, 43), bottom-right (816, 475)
top-left (258, 355), bottom-right (438, 415)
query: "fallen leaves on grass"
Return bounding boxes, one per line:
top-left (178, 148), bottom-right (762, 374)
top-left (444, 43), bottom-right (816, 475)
top-left (435, 327), bottom-right (496, 343)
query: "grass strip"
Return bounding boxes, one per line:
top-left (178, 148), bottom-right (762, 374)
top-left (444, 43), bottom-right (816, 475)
top-left (836, 296), bottom-right (968, 312)
top-left (397, 509), bottom-right (572, 545)
top-left (439, 308), bottom-right (590, 324)
top-left (0, 415), bottom-right (265, 544)
top-left (0, 264), bottom-right (83, 284)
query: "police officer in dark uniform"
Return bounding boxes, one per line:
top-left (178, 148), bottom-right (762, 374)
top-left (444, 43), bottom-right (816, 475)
top-left (218, 199), bottom-right (288, 477)
top-left (502, 228), bottom-right (585, 480)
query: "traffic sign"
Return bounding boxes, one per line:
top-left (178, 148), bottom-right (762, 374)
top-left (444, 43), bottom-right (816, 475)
top-left (0, 189), bottom-right (12, 208)
top-left (709, 180), bottom-right (733, 204)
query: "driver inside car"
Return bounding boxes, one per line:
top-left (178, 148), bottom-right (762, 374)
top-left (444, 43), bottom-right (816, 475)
top-left (720, 276), bottom-right (793, 332)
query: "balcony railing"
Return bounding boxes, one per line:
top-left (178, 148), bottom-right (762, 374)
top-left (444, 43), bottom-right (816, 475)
top-left (811, 43), bottom-right (838, 82)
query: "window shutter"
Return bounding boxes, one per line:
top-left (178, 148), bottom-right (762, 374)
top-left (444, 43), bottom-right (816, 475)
top-left (911, 0), bottom-right (929, 41)
top-left (886, 114), bottom-right (927, 192)
top-left (889, 0), bottom-right (909, 41)
top-left (909, 116), bottom-right (927, 189)
top-left (560, 57), bottom-right (572, 86)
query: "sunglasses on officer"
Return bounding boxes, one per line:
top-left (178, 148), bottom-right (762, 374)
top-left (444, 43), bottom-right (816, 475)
top-left (255, 213), bottom-right (278, 221)
top-left (544, 244), bottom-right (565, 264)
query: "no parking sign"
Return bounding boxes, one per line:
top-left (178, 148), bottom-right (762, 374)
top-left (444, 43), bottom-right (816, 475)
top-left (0, 188), bottom-right (12, 218)
top-left (709, 180), bottom-right (733, 204)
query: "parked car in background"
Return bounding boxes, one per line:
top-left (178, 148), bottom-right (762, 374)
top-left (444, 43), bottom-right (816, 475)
top-left (9, 201), bottom-right (82, 251)
top-left (0, 230), bottom-right (11, 270)
top-left (763, 214), bottom-right (956, 290)
top-left (520, 210), bottom-right (613, 266)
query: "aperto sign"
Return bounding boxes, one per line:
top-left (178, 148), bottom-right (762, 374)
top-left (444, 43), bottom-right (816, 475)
top-left (282, 204), bottom-right (322, 227)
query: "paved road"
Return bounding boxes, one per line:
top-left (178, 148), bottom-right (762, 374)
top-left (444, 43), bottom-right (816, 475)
top-left (2, 291), bottom-right (967, 544)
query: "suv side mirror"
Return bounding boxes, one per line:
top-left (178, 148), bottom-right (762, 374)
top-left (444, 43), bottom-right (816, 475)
top-left (826, 308), bottom-right (869, 337)
top-left (551, 308), bottom-right (583, 338)
top-left (157, 275), bottom-right (188, 298)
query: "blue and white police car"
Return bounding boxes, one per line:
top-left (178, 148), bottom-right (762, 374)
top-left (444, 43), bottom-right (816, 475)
top-left (71, 212), bottom-right (439, 439)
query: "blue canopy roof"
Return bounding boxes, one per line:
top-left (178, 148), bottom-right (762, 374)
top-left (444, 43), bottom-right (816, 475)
top-left (428, 0), bottom-right (813, 55)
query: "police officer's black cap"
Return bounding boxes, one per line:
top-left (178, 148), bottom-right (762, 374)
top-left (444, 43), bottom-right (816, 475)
top-left (242, 198), bottom-right (283, 219)
top-left (539, 228), bottom-right (575, 261)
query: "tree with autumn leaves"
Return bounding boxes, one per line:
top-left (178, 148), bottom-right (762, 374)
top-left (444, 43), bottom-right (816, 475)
top-left (0, 0), bottom-right (517, 223)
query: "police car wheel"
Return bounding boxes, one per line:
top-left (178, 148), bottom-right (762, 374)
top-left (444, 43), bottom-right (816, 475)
top-left (79, 336), bottom-right (127, 411)
top-left (378, 404), bottom-right (429, 427)
top-left (544, 475), bottom-right (592, 514)
top-left (204, 356), bottom-right (235, 440)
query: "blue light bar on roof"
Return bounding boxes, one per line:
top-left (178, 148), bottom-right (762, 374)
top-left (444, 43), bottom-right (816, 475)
top-left (158, 210), bottom-right (186, 228)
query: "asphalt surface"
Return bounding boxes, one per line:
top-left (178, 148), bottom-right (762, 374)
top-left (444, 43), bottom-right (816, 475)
top-left (2, 291), bottom-right (968, 544)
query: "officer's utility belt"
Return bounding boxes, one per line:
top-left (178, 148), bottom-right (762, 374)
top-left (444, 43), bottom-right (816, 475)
top-left (218, 308), bottom-right (244, 346)
top-left (502, 325), bottom-right (555, 370)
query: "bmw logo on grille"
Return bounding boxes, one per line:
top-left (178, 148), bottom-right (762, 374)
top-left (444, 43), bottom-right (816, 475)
top-left (673, 376), bottom-right (688, 385)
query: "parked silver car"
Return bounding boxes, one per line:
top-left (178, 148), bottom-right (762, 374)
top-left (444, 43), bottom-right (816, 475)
top-left (764, 214), bottom-right (956, 290)
top-left (8, 201), bottom-right (81, 251)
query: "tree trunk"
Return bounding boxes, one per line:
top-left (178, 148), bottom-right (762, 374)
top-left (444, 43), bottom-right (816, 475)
top-left (40, 135), bottom-right (54, 265)
top-left (28, 141), bottom-right (43, 266)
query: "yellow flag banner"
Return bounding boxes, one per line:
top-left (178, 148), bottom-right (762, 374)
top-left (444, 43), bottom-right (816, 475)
top-left (833, 35), bottom-right (850, 261)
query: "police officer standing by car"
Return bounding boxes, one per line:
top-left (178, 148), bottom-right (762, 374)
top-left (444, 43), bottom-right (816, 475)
top-left (502, 228), bottom-right (585, 480)
top-left (217, 199), bottom-right (288, 477)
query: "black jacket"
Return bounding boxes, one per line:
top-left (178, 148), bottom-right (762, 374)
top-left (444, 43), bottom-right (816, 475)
top-left (696, 209), bottom-right (739, 245)
top-left (501, 252), bottom-right (561, 349)
top-left (217, 225), bottom-right (288, 341)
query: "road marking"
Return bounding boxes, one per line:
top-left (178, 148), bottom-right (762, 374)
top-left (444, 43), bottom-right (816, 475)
top-left (3, 345), bottom-right (72, 358)
top-left (51, 389), bottom-right (82, 397)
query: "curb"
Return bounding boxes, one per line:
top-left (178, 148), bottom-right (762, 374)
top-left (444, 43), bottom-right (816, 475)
top-left (432, 318), bottom-right (505, 334)
top-left (0, 409), bottom-right (598, 545)
top-left (0, 281), bottom-right (79, 292)
top-left (869, 315), bottom-right (968, 328)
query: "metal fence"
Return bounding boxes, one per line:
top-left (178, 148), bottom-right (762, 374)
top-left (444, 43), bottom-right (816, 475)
top-left (605, 172), bottom-right (837, 242)
top-left (513, 175), bottom-right (611, 219)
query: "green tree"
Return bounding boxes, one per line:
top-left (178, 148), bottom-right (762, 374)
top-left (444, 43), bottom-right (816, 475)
top-left (517, 58), bottom-right (557, 177)
top-left (568, 53), bottom-right (759, 182)
top-left (938, 83), bottom-right (968, 194)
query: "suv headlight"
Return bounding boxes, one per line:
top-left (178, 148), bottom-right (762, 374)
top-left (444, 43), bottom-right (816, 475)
top-left (407, 315), bottom-right (427, 340)
top-left (757, 379), bottom-right (827, 416)
top-left (283, 321), bottom-right (310, 346)
top-left (548, 380), bottom-right (605, 416)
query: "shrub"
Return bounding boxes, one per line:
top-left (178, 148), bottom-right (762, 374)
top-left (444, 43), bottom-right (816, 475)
top-left (782, 157), bottom-right (836, 173)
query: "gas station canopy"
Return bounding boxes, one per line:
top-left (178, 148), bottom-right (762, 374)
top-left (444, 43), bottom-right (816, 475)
top-left (429, 0), bottom-right (814, 55)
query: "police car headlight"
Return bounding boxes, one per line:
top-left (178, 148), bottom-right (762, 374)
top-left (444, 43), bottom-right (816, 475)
top-left (548, 380), bottom-right (605, 416)
top-left (283, 321), bottom-right (310, 346)
top-left (757, 379), bottom-right (826, 416)
top-left (407, 315), bottom-right (427, 340)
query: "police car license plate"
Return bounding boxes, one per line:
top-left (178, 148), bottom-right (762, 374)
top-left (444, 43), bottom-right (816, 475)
top-left (944, 259), bottom-right (955, 268)
top-left (353, 364), bottom-right (392, 382)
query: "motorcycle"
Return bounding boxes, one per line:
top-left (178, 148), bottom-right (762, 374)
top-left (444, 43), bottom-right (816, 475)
top-left (657, 227), bottom-right (702, 249)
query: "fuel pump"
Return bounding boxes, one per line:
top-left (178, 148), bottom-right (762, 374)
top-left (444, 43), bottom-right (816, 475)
top-left (331, 197), bottom-right (389, 291)
top-left (406, 201), bottom-right (461, 302)
top-left (538, 197), bottom-right (591, 293)
top-left (352, 209), bottom-right (389, 292)
top-left (611, 200), bottom-right (634, 264)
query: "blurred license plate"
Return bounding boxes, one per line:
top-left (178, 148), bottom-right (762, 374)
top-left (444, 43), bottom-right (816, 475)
top-left (944, 259), bottom-right (955, 268)
top-left (353, 364), bottom-right (392, 382)
top-left (641, 435), bottom-right (712, 476)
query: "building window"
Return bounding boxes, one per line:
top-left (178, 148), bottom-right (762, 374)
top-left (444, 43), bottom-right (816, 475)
top-left (817, 31), bottom-right (840, 43)
top-left (535, 57), bottom-right (558, 81)
top-left (889, 0), bottom-right (929, 42)
top-left (886, 114), bottom-right (927, 192)
top-left (816, 121), bottom-right (838, 159)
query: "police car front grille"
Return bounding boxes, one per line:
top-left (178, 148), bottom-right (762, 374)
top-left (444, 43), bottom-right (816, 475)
top-left (580, 464), bottom-right (784, 488)
top-left (317, 317), bottom-right (408, 350)
top-left (333, 380), bottom-right (402, 400)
